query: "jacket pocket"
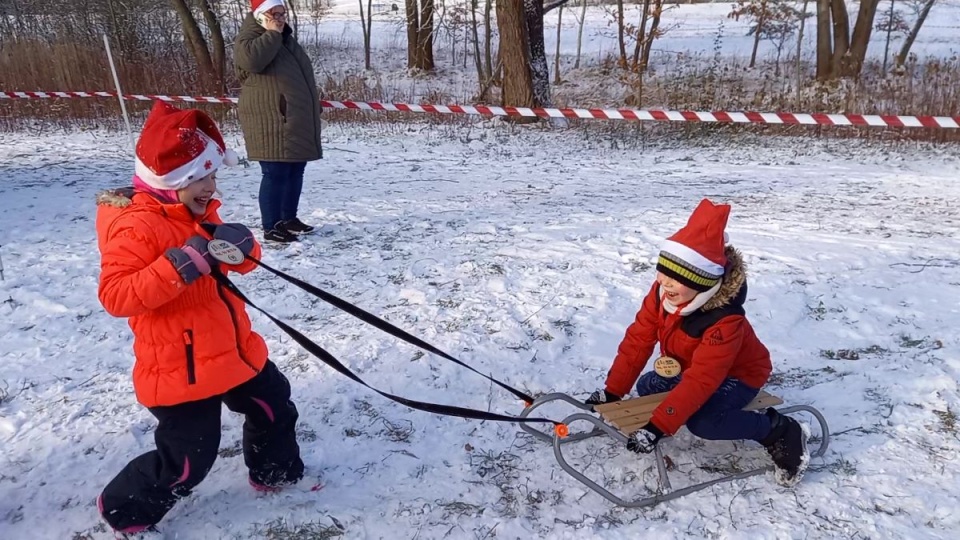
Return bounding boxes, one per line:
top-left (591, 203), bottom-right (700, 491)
top-left (183, 330), bottom-right (196, 385)
top-left (279, 94), bottom-right (288, 123)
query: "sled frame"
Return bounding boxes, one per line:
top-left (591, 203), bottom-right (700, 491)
top-left (518, 392), bottom-right (830, 508)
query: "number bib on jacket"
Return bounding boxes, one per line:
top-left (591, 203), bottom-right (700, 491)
top-left (654, 356), bottom-right (682, 378)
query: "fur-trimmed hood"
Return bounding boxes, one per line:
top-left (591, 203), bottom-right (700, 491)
top-left (96, 187), bottom-right (136, 208)
top-left (702, 245), bottom-right (746, 311)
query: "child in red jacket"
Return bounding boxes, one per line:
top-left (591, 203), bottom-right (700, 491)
top-left (95, 102), bottom-right (304, 534)
top-left (585, 199), bottom-right (809, 486)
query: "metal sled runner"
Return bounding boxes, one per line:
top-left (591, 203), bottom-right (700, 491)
top-left (519, 391), bottom-right (830, 508)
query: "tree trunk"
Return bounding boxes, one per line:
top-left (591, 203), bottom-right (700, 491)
top-left (405, 0), bottom-right (418, 67)
top-left (496, 0), bottom-right (535, 109)
top-left (882, 0), bottom-right (896, 72)
top-left (168, 0), bottom-right (216, 91)
top-left (359, 0), bottom-right (372, 70)
top-left (815, 0), bottom-right (833, 80)
top-left (749, 0), bottom-right (767, 68)
top-left (525, 0), bottom-right (551, 107)
top-left (796, 0), bottom-right (810, 105)
top-left (420, 0), bottom-right (435, 70)
top-left (198, 0), bottom-right (226, 93)
top-left (471, 0), bottom-right (484, 93)
top-left (553, 5), bottom-right (563, 84)
top-left (829, 0), bottom-right (851, 76)
top-left (632, 0), bottom-right (652, 70)
top-left (484, 0), bottom-right (493, 80)
top-left (640, 1), bottom-right (662, 72)
top-left (616, 0), bottom-right (626, 67)
top-left (405, 0), bottom-right (434, 70)
top-left (574, 0), bottom-right (586, 69)
top-left (895, 0), bottom-right (935, 68)
top-left (842, 0), bottom-right (880, 77)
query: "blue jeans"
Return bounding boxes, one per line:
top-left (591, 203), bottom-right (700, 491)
top-left (259, 161), bottom-right (307, 231)
top-left (636, 372), bottom-right (771, 441)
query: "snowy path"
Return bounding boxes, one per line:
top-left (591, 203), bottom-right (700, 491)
top-left (1, 126), bottom-right (959, 539)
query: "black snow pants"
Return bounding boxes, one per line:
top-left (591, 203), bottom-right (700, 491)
top-left (98, 361), bottom-right (304, 530)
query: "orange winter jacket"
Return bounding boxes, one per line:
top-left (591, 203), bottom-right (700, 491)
top-left (95, 188), bottom-right (268, 407)
top-left (604, 247), bottom-right (771, 435)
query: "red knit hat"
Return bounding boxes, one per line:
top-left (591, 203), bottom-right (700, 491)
top-left (657, 199), bottom-right (731, 292)
top-left (252, 0), bottom-right (284, 16)
top-left (134, 101), bottom-right (238, 191)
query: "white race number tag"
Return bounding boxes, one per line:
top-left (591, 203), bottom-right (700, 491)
top-left (208, 239), bottom-right (244, 265)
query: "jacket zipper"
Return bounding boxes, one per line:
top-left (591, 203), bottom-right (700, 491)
top-left (183, 330), bottom-right (197, 384)
top-left (217, 284), bottom-right (260, 374)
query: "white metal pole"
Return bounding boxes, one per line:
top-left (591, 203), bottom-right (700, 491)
top-left (103, 34), bottom-right (135, 153)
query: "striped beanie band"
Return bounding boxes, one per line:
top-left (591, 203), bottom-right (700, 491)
top-left (656, 199), bottom-right (731, 292)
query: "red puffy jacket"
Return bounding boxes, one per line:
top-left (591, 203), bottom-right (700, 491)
top-left (96, 188), bottom-right (268, 407)
top-left (605, 247), bottom-right (771, 435)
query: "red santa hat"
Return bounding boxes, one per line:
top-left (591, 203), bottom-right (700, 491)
top-left (252, 0), bottom-right (284, 17)
top-left (656, 198), bottom-right (731, 292)
top-left (134, 101), bottom-right (238, 191)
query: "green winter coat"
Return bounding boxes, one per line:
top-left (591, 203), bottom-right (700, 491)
top-left (234, 14), bottom-right (323, 162)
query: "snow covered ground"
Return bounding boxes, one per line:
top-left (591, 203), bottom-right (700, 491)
top-left (2, 124), bottom-right (960, 539)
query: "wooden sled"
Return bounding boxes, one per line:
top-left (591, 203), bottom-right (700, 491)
top-left (519, 390), bottom-right (829, 508)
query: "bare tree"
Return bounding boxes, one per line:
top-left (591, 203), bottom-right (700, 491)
top-left (306, 0), bottom-right (333, 46)
top-left (730, 0), bottom-right (771, 68)
top-left (483, 0), bottom-right (494, 81)
top-left (496, 0), bottom-right (535, 108)
top-left (496, 0), bottom-right (570, 109)
top-left (730, 0), bottom-right (808, 72)
top-left (895, 0), bottom-right (936, 69)
top-left (525, 0), bottom-right (550, 106)
top-left (358, 0), bottom-right (372, 70)
top-left (574, 0), bottom-right (587, 69)
top-left (846, 0), bottom-right (882, 76)
top-left (197, 0), bottom-right (227, 92)
top-left (815, 0), bottom-right (832, 79)
top-left (815, 0), bottom-right (881, 79)
top-left (553, 3), bottom-right (563, 84)
top-left (471, 0), bottom-right (485, 92)
top-left (639, 0), bottom-right (666, 72)
top-left (405, 0), bottom-right (435, 71)
top-left (168, 0), bottom-right (219, 92)
top-left (615, 0), bottom-right (626, 67)
top-left (795, 0), bottom-right (811, 106)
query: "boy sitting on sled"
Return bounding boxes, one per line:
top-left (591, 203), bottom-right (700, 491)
top-left (585, 199), bottom-right (809, 486)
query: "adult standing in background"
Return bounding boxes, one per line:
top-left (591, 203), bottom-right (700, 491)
top-left (235, 0), bottom-right (323, 243)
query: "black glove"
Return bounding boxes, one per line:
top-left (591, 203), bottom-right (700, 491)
top-left (626, 423), bottom-right (664, 454)
top-left (584, 388), bottom-right (621, 406)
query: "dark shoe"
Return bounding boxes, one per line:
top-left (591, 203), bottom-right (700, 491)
top-left (263, 227), bottom-right (299, 244)
top-left (761, 408), bottom-right (810, 487)
top-left (282, 218), bottom-right (315, 234)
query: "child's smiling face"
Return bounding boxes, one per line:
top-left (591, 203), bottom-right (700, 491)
top-left (656, 272), bottom-right (698, 305)
top-left (178, 172), bottom-right (217, 215)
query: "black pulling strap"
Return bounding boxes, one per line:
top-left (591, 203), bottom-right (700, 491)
top-left (210, 270), bottom-right (557, 426)
top-left (247, 255), bottom-right (538, 404)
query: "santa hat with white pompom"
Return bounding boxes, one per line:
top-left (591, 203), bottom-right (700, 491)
top-left (134, 101), bottom-right (239, 191)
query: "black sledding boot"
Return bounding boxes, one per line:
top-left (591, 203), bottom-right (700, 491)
top-left (760, 408), bottom-right (810, 487)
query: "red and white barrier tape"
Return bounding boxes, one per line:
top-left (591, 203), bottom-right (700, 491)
top-left (2, 90), bottom-right (959, 129)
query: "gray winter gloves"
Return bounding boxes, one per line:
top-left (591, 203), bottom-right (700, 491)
top-left (165, 223), bottom-right (255, 285)
top-left (213, 223), bottom-right (255, 256)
